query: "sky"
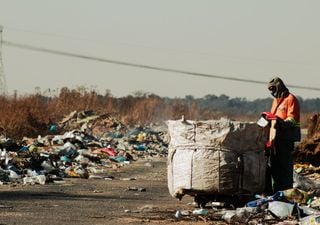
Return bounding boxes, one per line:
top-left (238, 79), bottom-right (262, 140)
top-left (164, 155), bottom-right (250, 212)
top-left (0, 0), bottom-right (319, 100)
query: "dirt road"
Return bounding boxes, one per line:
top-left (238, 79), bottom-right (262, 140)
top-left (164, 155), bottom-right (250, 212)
top-left (0, 157), bottom-right (227, 225)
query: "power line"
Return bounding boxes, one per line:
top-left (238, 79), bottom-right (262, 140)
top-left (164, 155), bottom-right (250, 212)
top-left (5, 26), bottom-right (221, 59)
top-left (2, 40), bottom-right (320, 92)
top-left (5, 26), bottom-right (319, 68)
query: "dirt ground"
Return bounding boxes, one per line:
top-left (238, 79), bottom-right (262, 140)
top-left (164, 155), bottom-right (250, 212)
top-left (0, 157), bottom-right (227, 225)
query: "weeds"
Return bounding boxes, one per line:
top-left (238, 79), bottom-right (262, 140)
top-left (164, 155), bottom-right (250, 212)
top-left (0, 87), bottom-right (312, 139)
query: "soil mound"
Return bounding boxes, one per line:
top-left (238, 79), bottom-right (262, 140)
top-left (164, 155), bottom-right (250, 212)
top-left (294, 113), bottom-right (320, 166)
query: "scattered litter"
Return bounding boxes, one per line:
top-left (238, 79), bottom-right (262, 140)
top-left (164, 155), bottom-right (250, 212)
top-left (1, 111), bottom-right (320, 225)
top-left (192, 208), bottom-right (209, 216)
top-left (144, 162), bottom-right (153, 167)
top-left (120, 177), bottom-right (136, 181)
top-left (0, 205), bottom-right (13, 208)
top-left (0, 110), bottom-right (168, 187)
top-left (127, 186), bottom-right (146, 192)
top-left (300, 214), bottom-right (320, 225)
top-left (175, 210), bottom-right (182, 218)
top-left (268, 201), bottom-right (294, 219)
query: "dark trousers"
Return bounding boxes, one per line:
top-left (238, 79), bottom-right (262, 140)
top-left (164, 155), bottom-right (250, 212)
top-left (265, 140), bottom-right (294, 194)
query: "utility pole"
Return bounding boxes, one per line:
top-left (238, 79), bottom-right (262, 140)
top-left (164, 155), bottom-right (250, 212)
top-left (0, 25), bottom-right (8, 95)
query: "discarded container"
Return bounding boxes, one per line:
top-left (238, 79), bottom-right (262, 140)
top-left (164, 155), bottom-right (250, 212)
top-left (221, 210), bottom-right (236, 223)
top-left (192, 208), bottom-right (209, 215)
top-left (268, 201), bottom-right (294, 219)
top-left (246, 191), bottom-right (284, 207)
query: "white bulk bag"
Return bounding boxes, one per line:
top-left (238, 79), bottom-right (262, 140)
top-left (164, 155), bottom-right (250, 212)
top-left (167, 118), bottom-right (266, 199)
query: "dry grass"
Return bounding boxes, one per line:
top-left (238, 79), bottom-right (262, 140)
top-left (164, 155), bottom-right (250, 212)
top-left (0, 88), bottom-right (314, 139)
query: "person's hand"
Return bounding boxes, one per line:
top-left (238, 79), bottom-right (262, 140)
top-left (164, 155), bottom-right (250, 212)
top-left (261, 112), bottom-right (277, 121)
top-left (264, 140), bottom-right (273, 156)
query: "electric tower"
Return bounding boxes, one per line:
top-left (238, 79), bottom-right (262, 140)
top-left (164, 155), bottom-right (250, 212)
top-left (0, 25), bottom-right (8, 95)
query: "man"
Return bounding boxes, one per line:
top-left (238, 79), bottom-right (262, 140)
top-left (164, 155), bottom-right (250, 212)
top-left (265, 77), bottom-right (301, 193)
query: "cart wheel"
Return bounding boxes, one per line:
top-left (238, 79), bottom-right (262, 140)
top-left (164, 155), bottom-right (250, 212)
top-left (194, 195), bottom-right (208, 208)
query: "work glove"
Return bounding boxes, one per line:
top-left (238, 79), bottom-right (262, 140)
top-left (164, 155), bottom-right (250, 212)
top-left (264, 140), bottom-right (273, 157)
top-left (261, 112), bottom-right (278, 121)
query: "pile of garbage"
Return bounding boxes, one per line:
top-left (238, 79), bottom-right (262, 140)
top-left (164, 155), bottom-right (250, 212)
top-left (172, 167), bottom-right (320, 224)
top-left (214, 113), bottom-right (320, 224)
top-left (213, 179), bottom-right (320, 224)
top-left (0, 110), bottom-right (168, 185)
top-left (294, 113), bottom-right (320, 166)
top-left (168, 116), bottom-right (320, 224)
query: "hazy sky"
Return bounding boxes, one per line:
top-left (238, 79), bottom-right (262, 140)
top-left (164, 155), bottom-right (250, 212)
top-left (0, 0), bottom-right (319, 100)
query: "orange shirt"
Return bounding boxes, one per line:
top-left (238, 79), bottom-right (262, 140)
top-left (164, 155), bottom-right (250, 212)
top-left (270, 93), bottom-right (300, 124)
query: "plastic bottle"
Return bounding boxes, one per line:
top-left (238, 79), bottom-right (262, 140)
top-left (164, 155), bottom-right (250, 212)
top-left (192, 208), bottom-right (209, 215)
